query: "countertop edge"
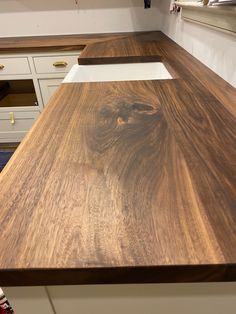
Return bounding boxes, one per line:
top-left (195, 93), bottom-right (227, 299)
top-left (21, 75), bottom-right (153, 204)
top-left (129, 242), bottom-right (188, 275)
top-left (1, 264), bottom-right (236, 287)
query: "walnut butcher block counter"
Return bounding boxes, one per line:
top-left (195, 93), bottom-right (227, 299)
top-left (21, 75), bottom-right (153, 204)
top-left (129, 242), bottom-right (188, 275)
top-left (0, 32), bottom-right (235, 286)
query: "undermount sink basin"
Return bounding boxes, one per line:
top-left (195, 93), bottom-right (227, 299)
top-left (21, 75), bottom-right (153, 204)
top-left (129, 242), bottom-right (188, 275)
top-left (63, 62), bottom-right (173, 83)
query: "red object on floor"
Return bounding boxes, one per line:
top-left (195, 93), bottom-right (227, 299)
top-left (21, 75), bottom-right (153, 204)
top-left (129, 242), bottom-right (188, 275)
top-left (0, 309), bottom-right (14, 314)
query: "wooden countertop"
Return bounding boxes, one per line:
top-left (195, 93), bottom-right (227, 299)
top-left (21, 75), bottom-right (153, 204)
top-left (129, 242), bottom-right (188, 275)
top-left (0, 33), bottom-right (131, 53)
top-left (0, 32), bottom-right (236, 286)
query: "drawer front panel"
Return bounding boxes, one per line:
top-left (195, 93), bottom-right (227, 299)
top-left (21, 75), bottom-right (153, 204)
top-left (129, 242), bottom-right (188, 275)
top-left (33, 54), bottom-right (79, 74)
top-left (0, 111), bottom-right (39, 141)
top-left (0, 57), bottom-right (31, 75)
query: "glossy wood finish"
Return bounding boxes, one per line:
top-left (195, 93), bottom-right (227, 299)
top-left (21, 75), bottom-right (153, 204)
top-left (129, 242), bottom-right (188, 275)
top-left (79, 32), bottom-right (236, 116)
top-left (0, 32), bottom-right (235, 286)
top-left (79, 32), bottom-right (166, 63)
top-left (0, 33), bottom-right (130, 53)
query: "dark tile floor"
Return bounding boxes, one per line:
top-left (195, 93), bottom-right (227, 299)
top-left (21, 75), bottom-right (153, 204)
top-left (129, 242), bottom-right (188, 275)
top-left (0, 143), bottom-right (18, 172)
top-left (0, 151), bottom-right (14, 172)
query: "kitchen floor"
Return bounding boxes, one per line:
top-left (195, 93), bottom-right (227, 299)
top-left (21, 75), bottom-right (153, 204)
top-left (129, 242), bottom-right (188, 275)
top-left (0, 143), bottom-right (18, 171)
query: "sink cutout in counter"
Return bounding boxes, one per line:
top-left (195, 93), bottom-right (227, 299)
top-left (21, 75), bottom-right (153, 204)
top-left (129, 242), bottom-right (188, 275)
top-left (63, 62), bottom-right (173, 83)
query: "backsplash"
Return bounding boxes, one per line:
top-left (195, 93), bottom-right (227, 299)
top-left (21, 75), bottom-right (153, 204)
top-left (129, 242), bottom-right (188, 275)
top-left (160, 0), bottom-right (236, 87)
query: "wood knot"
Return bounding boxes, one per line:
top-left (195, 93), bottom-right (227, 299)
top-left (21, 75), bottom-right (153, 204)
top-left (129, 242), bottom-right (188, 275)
top-left (117, 116), bottom-right (134, 125)
top-left (132, 103), bottom-right (154, 112)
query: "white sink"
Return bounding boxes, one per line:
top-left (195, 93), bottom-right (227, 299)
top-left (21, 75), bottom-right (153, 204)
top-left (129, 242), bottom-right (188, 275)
top-left (63, 62), bottom-right (173, 83)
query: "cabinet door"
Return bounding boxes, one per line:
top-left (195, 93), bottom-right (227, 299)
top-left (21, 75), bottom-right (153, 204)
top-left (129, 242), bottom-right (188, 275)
top-left (39, 78), bottom-right (63, 106)
top-left (48, 283), bottom-right (236, 314)
top-left (3, 287), bottom-right (54, 314)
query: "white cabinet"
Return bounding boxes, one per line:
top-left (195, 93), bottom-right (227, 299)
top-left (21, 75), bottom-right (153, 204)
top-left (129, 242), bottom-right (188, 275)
top-left (3, 287), bottom-right (54, 314)
top-left (33, 54), bottom-right (79, 74)
top-left (0, 57), bottom-right (31, 75)
top-left (39, 78), bottom-right (63, 105)
top-left (3, 283), bottom-right (236, 314)
top-left (0, 50), bottom-right (81, 143)
top-left (0, 109), bottom-right (40, 143)
top-left (47, 283), bottom-right (236, 314)
top-left (35, 51), bottom-right (81, 107)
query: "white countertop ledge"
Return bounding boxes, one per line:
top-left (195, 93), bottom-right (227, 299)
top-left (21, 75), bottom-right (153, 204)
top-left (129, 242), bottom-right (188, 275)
top-left (63, 63), bottom-right (173, 83)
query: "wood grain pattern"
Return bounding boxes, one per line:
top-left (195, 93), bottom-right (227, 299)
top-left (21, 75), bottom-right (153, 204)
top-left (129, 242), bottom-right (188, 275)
top-left (0, 79), bottom-right (235, 285)
top-left (79, 32), bottom-right (165, 64)
top-left (0, 33), bottom-right (133, 53)
top-left (0, 32), bottom-right (235, 286)
top-left (79, 32), bottom-right (236, 116)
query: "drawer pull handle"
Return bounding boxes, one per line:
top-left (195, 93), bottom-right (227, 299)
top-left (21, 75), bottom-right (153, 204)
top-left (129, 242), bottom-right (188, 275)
top-left (53, 61), bottom-right (68, 67)
top-left (9, 112), bottom-right (15, 125)
top-left (0, 64), bottom-right (5, 70)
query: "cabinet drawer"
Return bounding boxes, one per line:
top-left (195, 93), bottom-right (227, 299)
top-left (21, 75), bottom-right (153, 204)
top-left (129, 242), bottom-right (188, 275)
top-left (33, 54), bottom-right (79, 74)
top-left (0, 110), bottom-right (39, 142)
top-left (0, 57), bottom-right (31, 75)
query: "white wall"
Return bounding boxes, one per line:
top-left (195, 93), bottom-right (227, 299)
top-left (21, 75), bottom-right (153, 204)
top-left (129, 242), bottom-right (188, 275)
top-left (159, 0), bottom-right (236, 87)
top-left (0, 0), bottom-right (162, 37)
